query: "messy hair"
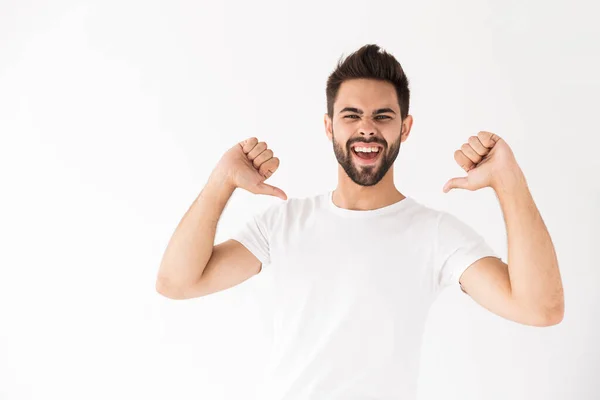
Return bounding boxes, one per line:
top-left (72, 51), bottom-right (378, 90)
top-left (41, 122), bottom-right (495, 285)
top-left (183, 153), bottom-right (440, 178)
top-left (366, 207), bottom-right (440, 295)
top-left (326, 44), bottom-right (410, 121)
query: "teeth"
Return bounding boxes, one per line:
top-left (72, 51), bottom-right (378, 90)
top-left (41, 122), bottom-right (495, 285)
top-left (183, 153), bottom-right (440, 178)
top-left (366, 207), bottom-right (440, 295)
top-left (354, 147), bottom-right (379, 153)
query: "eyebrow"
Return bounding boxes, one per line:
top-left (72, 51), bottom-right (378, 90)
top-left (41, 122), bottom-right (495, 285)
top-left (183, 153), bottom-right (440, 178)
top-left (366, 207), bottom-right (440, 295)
top-left (339, 107), bottom-right (396, 115)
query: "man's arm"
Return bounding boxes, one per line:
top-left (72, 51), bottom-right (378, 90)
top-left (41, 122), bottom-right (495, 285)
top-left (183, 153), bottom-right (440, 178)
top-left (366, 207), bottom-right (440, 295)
top-left (444, 131), bottom-right (564, 327)
top-left (156, 171), bottom-right (241, 298)
top-left (156, 137), bottom-right (285, 299)
top-left (460, 171), bottom-right (564, 326)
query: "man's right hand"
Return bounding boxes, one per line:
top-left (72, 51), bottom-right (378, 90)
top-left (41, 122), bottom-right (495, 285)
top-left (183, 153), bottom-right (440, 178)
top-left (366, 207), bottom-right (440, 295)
top-left (213, 137), bottom-right (287, 200)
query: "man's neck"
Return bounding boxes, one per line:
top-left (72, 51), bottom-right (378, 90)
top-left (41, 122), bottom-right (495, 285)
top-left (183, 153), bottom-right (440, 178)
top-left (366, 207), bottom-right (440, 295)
top-left (333, 169), bottom-right (405, 211)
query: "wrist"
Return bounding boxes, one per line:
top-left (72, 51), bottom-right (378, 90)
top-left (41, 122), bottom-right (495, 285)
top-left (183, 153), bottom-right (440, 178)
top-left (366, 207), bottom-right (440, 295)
top-left (491, 167), bottom-right (528, 196)
top-left (208, 167), bottom-right (236, 192)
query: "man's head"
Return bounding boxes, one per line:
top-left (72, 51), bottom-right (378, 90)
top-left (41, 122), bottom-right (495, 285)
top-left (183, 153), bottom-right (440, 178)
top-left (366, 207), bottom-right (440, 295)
top-left (324, 44), bottom-right (413, 186)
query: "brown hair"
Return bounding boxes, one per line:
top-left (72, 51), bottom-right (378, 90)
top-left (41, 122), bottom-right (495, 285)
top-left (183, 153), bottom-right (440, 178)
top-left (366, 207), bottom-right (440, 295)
top-left (326, 44), bottom-right (410, 121)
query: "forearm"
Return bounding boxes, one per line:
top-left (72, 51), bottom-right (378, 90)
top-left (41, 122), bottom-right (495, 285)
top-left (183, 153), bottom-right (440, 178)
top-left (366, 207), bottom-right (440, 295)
top-left (157, 170), bottom-right (236, 289)
top-left (494, 169), bottom-right (564, 320)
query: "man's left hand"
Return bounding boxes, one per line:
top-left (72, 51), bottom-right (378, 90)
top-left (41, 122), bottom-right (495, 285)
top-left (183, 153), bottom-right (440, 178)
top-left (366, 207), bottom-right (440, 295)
top-left (443, 131), bottom-right (522, 193)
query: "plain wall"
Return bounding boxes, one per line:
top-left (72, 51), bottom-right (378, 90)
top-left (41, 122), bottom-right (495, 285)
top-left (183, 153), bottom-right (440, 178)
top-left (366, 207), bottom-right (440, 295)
top-left (1, 0), bottom-right (598, 399)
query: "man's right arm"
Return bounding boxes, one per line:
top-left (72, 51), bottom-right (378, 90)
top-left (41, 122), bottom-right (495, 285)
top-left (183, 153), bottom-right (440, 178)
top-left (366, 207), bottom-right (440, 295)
top-left (155, 171), bottom-right (262, 300)
top-left (155, 137), bottom-right (285, 300)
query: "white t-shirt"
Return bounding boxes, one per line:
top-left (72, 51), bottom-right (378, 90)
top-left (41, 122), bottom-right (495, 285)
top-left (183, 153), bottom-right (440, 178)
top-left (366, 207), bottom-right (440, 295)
top-left (232, 190), bottom-right (498, 400)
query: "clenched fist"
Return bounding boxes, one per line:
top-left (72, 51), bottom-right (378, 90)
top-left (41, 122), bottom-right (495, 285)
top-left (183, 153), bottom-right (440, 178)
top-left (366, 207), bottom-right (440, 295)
top-left (443, 131), bottom-right (523, 193)
top-left (214, 137), bottom-right (287, 200)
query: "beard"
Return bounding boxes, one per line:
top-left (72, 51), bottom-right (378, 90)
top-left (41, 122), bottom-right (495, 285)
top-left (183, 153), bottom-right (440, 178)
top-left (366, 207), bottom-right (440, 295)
top-left (332, 129), bottom-right (401, 187)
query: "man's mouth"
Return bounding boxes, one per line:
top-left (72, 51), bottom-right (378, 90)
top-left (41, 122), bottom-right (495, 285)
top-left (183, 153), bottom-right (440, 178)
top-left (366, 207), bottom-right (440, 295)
top-left (350, 143), bottom-right (383, 163)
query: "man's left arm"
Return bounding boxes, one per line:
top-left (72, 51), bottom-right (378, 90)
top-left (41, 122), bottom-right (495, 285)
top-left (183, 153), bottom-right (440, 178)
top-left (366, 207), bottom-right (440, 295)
top-left (443, 131), bottom-right (564, 327)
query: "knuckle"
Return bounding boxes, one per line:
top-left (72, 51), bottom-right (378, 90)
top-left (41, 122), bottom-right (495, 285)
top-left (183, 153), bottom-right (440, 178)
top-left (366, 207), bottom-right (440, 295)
top-left (243, 137), bottom-right (259, 152)
top-left (261, 168), bottom-right (272, 178)
top-left (478, 131), bottom-right (492, 140)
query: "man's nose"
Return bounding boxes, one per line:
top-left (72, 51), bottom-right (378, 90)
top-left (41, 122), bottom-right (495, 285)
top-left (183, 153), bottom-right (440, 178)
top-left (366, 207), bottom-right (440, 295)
top-left (359, 121), bottom-right (376, 136)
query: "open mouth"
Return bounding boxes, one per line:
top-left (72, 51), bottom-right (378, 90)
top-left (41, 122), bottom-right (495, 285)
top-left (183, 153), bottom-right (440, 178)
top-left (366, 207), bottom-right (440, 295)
top-left (351, 144), bottom-right (383, 162)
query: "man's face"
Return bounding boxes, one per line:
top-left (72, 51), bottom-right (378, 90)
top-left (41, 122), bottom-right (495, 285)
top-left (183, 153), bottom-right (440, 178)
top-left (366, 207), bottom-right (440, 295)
top-left (325, 78), bottom-right (411, 186)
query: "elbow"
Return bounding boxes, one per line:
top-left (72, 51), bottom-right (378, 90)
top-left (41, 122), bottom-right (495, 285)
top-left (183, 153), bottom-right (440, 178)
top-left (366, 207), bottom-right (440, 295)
top-left (544, 304), bottom-right (565, 326)
top-left (548, 312), bottom-right (564, 326)
top-left (544, 289), bottom-right (566, 326)
top-left (532, 301), bottom-right (565, 327)
top-left (155, 275), bottom-right (188, 300)
top-left (534, 312), bottom-right (563, 327)
top-left (516, 285), bottom-right (565, 327)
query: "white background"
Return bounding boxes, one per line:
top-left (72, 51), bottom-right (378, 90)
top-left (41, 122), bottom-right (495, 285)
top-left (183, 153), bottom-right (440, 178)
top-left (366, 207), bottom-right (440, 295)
top-left (1, 0), bottom-right (598, 399)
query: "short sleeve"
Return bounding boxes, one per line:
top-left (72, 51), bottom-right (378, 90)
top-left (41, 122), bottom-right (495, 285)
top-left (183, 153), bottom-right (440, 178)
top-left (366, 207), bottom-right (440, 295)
top-left (434, 211), bottom-right (499, 292)
top-left (230, 206), bottom-right (275, 266)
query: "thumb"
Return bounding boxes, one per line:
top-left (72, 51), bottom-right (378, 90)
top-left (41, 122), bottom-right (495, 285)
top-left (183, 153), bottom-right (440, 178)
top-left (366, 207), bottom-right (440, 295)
top-left (255, 182), bottom-right (288, 200)
top-left (443, 177), bottom-right (469, 193)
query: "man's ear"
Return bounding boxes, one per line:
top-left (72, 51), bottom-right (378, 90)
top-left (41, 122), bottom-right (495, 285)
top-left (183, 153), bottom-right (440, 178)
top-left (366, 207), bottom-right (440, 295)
top-left (324, 113), bottom-right (333, 141)
top-left (400, 115), bottom-right (414, 143)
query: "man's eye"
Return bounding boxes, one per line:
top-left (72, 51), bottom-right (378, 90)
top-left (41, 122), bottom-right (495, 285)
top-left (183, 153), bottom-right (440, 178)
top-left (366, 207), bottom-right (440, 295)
top-left (344, 115), bottom-right (390, 120)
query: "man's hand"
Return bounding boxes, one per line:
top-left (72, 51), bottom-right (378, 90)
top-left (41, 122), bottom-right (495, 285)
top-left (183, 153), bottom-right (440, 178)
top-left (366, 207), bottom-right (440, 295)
top-left (443, 131), bottom-right (523, 193)
top-left (213, 137), bottom-right (287, 200)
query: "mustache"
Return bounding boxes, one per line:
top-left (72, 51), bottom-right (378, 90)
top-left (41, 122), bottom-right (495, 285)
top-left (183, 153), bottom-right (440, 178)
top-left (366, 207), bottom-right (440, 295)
top-left (347, 138), bottom-right (387, 148)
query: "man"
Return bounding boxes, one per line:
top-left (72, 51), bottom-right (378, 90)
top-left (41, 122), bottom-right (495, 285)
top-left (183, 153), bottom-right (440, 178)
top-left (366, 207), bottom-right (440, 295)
top-left (156, 44), bottom-right (564, 399)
